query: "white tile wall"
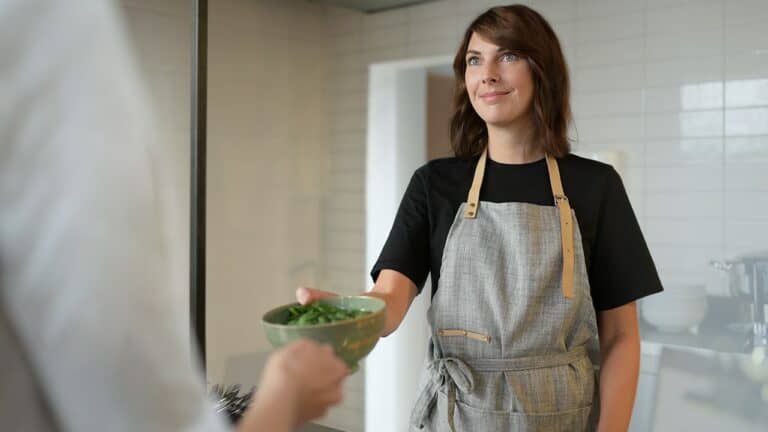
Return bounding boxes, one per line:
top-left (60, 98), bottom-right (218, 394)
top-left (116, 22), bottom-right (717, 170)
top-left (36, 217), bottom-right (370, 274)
top-left (319, 0), bottom-right (768, 430)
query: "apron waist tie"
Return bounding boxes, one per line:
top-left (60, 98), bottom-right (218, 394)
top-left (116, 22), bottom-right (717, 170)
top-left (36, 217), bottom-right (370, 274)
top-left (410, 345), bottom-right (588, 431)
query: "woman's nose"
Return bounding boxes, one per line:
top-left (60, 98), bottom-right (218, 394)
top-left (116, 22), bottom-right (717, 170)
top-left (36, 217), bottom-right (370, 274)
top-left (481, 65), bottom-right (499, 84)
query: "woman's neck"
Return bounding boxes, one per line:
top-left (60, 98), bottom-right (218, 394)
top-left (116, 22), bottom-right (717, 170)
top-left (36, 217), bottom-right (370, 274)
top-left (485, 121), bottom-right (543, 164)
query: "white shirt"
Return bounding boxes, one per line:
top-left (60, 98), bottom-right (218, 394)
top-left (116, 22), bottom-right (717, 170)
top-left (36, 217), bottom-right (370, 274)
top-left (0, 1), bottom-right (230, 430)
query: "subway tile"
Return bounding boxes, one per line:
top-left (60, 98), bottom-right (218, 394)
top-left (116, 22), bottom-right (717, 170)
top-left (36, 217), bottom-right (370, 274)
top-left (574, 37), bottom-right (644, 68)
top-left (645, 164), bottom-right (723, 191)
top-left (573, 63), bottom-right (645, 91)
top-left (575, 114), bottom-right (644, 142)
top-left (530, 0), bottom-right (578, 23)
top-left (646, 29), bottom-right (723, 62)
top-left (408, 39), bottom-right (459, 58)
top-left (330, 52), bottom-right (366, 75)
top-left (726, 191), bottom-right (768, 221)
top-left (725, 78), bottom-right (768, 108)
top-left (330, 131), bottom-right (366, 152)
top-left (725, 108), bottom-right (768, 136)
top-left (331, 33), bottom-right (363, 55)
top-left (577, 0), bottom-right (644, 20)
top-left (576, 12), bottom-right (643, 44)
top-left (572, 89), bottom-right (644, 117)
top-left (645, 138), bottom-right (723, 165)
top-left (326, 193), bottom-right (365, 213)
top-left (725, 220), bottom-right (768, 248)
top-left (553, 21), bottom-right (577, 60)
top-left (329, 150), bottom-right (365, 172)
top-left (725, 136), bottom-right (768, 163)
top-left (646, 191), bottom-right (723, 218)
top-left (330, 71), bottom-right (368, 94)
top-left (647, 245), bottom-right (723, 275)
top-left (645, 111), bottom-right (723, 139)
top-left (552, 20), bottom-right (576, 41)
top-left (327, 250), bottom-right (365, 271)
top-left (646, 57), bottom-right (723, 87)
top-left (365, 46), bottom-right (408, 65)
top-left (456, 13), bottom-right (477, 37)
top-left (363, 7), bottom-right (408, 30)
top-left (330, 10), bottom-right (363, 35)
top-left (647, 2), bottom-right (722, 35)
top-left (324, 210), bottom-right (364, 232)
top-left (646, 0), bottom-right (721, 10)
top-left (644, 217), bottom-right (723, 247)
top-left (409, 16), bottom-right (460, 45)
top-left (572, 141), bottom-right (645, 170)
top-left (725, 0), bottom-right (768, 26)
top-left (331, 110), bottom-right (366, 133)
top-left (330, 171), bottom-right (365, 192)
top-left (725, 20), bottom-right (768, 55)
top-left (725, 161), bottom-right (768, 190)
top-left (330, 91), bottom-right (367, 115)
top-left (645, 82), bottom-right (724, 113)
top-left (364, 24), bottom-right (409, 50)
top-left (324, 229), bottom-right (364, 252)
top-left (725, 51), bottom-right (768, 81)
top-left (323, 269), bottom-right (367, 290)
top-left (457, 0), bottom-right (507, 17)
top-left (624, 163), bottom-right (645, 190)
top-left (408, 0), bottom-right (459, 22)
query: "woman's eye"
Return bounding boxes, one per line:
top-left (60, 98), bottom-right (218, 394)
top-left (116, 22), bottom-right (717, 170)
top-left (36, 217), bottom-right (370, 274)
top-left (466, 56), bottom-right (480, 66)
top-left (501, 52), bottom-right (519, 62)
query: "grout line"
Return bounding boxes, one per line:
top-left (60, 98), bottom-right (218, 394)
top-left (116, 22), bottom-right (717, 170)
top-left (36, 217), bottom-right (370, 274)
top-left (641, 0), bottom-right (649, 229)
top-left (721, 0), bottom-right (728, 258)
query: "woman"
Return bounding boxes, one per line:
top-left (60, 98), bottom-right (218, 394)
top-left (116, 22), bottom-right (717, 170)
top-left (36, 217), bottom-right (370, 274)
top-left (299, 5), bottom-right (662, 431)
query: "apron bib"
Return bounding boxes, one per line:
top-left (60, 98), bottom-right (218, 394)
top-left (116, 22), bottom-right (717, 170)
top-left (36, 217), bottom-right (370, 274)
top-left (410, 150), bottom-right (601, 431)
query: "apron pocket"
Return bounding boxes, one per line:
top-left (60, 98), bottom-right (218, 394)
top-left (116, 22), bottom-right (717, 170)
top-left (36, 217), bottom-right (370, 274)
top-left (432, 390), bottom-right (592, 432)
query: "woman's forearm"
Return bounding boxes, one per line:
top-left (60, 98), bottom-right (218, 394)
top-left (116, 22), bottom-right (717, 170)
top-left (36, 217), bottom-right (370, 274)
top-left (367, 270), bottom-right (417, 336)
top-left (596, 333), bottom-right (641, 432)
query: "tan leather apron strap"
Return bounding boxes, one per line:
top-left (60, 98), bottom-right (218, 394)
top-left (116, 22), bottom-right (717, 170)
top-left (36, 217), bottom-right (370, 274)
top-left (463, 149), bottom-right (574, 298)
top-left (464, 149), bottom-right (487, 219)
top-left (545, 154), bottom-right (575, 298)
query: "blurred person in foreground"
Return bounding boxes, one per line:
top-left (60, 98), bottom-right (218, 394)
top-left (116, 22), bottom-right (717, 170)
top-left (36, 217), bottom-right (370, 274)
top-left (0, 1), bottom-right (347, 431)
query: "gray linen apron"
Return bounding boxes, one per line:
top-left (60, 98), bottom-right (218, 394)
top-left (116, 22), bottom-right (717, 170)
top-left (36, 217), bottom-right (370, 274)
top-left (410, 150), bottom-right (601, 431)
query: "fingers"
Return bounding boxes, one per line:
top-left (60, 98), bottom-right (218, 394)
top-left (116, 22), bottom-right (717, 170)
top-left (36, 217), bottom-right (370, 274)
top-left (295, 286), bottom-right (339, 305)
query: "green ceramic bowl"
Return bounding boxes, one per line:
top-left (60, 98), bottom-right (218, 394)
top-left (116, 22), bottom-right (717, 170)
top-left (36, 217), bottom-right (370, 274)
top-left (261, 296), bottom-right (386, 373)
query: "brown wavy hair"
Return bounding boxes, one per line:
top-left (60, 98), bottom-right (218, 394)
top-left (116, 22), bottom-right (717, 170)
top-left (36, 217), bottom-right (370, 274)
top-left (450, 5), bottom-right (572, 158)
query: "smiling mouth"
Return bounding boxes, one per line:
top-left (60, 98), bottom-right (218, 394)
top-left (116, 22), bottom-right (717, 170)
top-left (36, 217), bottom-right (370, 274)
top-left (480, 91), bottom-right (510, 101)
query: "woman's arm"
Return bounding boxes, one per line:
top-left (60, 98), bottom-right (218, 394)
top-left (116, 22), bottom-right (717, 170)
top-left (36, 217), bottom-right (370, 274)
top-left (297, 269), bottom-right (418, 337)
top-left (364, 269), bottom-right (419, 336)
top-left (596, 302), bottom-right (641, 432)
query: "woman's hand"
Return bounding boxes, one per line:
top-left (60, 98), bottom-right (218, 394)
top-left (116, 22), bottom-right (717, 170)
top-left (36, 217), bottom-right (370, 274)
top-left (296, 286), bottom-right (338, 305)
top-left (239, 339), bottom-right (349, 432)
top-left (297, 271), bottom-right (418, 337)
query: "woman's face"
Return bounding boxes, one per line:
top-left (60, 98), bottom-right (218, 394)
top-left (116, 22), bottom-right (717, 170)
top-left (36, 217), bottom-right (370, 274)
top-left (464, 32), bottom-right (534, 128)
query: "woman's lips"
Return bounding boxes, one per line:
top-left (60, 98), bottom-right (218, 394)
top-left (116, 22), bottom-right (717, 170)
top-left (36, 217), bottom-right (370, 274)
top-left (479, 91), bottom-right (510, 102)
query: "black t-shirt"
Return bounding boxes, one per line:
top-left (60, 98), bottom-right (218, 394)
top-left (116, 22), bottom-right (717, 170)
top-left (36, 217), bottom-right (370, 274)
top-left (370, 153), bottom-right (663, 311)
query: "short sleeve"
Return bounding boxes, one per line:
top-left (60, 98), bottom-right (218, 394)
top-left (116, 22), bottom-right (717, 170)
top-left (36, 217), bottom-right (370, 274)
top-left (589, 167), bottom-right (663, 311)
top-left (370, 169), bottom-right (431, 294)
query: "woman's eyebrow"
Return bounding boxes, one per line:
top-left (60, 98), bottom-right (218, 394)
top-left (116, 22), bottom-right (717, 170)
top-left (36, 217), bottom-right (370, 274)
top-left (466, 47), bottom-right (503, 56)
